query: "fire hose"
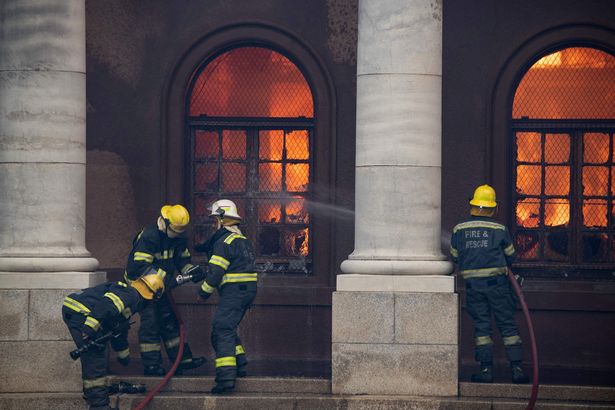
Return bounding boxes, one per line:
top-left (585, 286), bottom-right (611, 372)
top-left (507, 268), bottom-right (539, 410)
top-left (133, 274), bottom-right (193, 410)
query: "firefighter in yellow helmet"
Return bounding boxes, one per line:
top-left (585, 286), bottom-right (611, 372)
top-left (195, 199), bottom-right (258, 394)
top-left (450, 185), bottom-right (529, 384)
top-left (62, 274), bottom-right (164, 410)
top-left (124, 204), bottom-right (206, 376)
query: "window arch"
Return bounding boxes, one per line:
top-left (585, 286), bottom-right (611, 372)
top-left (187, 46), bottom-right (315, 274)
top-left (511, 46), bottom-right (615, 269)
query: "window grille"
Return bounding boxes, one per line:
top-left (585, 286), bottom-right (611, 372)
top-left (188, 46), bottom-right (314, 274)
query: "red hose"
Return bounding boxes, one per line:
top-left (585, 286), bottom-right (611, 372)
top-left (133, 291), bottom-right (185, 410)
top-left (507, 269), bottom-right (539, 410)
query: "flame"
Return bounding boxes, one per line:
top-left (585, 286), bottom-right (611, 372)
top-left (516, 131), bottom-right (612, 229)
top-left (190, 47), bottom-right (314, 118)
top-left (189, 48), bottom-right (313, 260)
top-left (513, 47), bottom-right (615, 119)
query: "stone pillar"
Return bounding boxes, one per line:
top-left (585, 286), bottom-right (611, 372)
top-left (0, 0), bottom-right (104, 393)
top-left (333, 0), bottom-right (457, 396)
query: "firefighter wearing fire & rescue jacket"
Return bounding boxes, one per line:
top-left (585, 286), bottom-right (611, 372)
top-left (195, 199), bottom-right (258, 394)
top-left (124, 204), bottom-right (206, 376)
top-left (450, 185), bottom-right (529, 384)
top-left (62, 274), bottom-right (164, 410)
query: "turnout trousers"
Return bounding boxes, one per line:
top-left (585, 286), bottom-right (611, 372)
top-left (212, 282), bottom-right (257, 384)
top-left (62, 306), bottom-right (109, 410)
top-left (465, 274), bottom-right (523, 364)
top-left (138, 292), bottom-right (194, 367)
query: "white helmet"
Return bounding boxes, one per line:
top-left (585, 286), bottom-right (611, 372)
top-left (209, 199), bottom-right (242, 221)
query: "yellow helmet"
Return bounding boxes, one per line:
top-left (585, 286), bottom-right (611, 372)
top-left (130, 274), bottom-right (165, 300)
top-left (470, 184), bottom-right (497, 208)
top-left (161, 204), bottom-right (190, 233)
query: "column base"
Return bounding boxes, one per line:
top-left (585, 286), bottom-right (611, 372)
top-left (0, 270), bottom-right (106, 289)
top-left (337, 273), bottom-right (454, 292)
top-left (340, 258), bottom-right (453, 275)
top-left (332, 287), bottom-right (458, 396)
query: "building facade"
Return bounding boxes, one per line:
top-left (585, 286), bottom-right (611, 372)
top-left (1, 0), bottom-right (614, 395)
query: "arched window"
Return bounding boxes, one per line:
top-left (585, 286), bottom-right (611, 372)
top-left (187, 46), bottom-right (314, 274)
top-left (511, 47), bottom-right (615, 269)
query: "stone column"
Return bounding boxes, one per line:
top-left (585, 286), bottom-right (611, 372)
top-left (0, 0), bottom-right (104, 394)
top-left (333, 0), bottom-right (457, 396)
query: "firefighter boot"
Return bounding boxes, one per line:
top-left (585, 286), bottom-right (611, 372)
top-left (471, 363), bottom-right (493, 383)
top-left (176, 356), bottom-right (207, 375)
top-left (511, 363), bottom-right (530, 384)
top-left (143, 364), bottom-right (166, 377)
top-left (211, 381), bottom-right (235, 395)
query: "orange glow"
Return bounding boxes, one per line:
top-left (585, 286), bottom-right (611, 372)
top-left (189, 47), bottom-right (314, 118)
top-left (287, 197), bottom-right (309, 223)
top-left (584, 199), bottom-right (608, 228)
top-left (516, 198), bottom-right (540, 228)
top-left (259, 163), bottom-right (282, 191)
top-left (286, 130), bottom-right (309, 160)
top-left (513, 47), bottom-right (615, 119)
top-left (545, 199), bottom-right (569, 227)
top-left (195, 131), bottom-right (219, 159)
top-left (516, 132), bottom-right (541, 162)
top-left (285, 228), bottom-right (309, 257)
top-left (222, 130), bottom-right (246, 160)
top-left (286, 164), bottom-right (309, 192)
top-left (259, 130), bottom-right (283, 160)
top-left (259, 201), bottom-right (281, 223)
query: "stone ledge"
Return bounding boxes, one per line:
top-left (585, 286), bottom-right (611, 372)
top-left (0, 271), bottom-right (106, 289)
top-left (336, 274), bottom-right (454, 292)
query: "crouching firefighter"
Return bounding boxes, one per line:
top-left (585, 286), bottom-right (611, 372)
top-left (62, 274), bottom-right (164, 410)
top-left (195, 199), bottom-right (258, 394)
top-left (125, 204), bottom-right (207, 376)
top-left (450, 185), bottom-right (530, 384)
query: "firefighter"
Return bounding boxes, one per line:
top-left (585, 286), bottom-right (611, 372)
top-left (450, 184), bottom-right (529, 384)
top-left (62, 274), bottom-right (164, 410)
top-left (196, 199), bottom-right (258, 394)
top-left (125, 204), bottom-right (206, 376)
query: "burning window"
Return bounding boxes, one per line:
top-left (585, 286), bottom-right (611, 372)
top-left (512, 47), bottom-right (615, 265)
top-left (188, 47), bottom-right (314, 274)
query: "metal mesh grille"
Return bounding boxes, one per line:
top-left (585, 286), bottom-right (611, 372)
top-left (188, 47), bottom-right (314, 274)
top-left (189, 47), bottom-right (314, 118)
top-left (513, 128), bottom-right (615, 263)
top-left (513, 47), bottom-right (615, 119)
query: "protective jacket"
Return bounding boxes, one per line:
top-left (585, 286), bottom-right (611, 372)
top-left (450, 215), bottom-right (523, 365)
top-left (124, 224), bottom-right (198, 369)
top-left (62, 281), bottom-right (144, 409)
top-left (197, 227), bottom-right (258, 386)
top-left (199, 227), bottom-right (258, 295)
top-left (63, 281), bottom-right (143, 346)
top-left (450, 216), bottom-right (516, 279)
top-left (125, 224), bottom-right (197, 288)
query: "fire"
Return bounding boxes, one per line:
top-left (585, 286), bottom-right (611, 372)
top-left (189, 47), bottom-right (314, 118)
top-left (513, 47), bottom-right (615, 120)
top-left (189, 47), bottom-right (313, 261)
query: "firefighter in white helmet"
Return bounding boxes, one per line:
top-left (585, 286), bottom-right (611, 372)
top-left (450, 185), bottom-right (529, 384)
top-left (124, 204), bottom-right (206, 376)
top-left (195, 199), bottom-right (258, 394)
top-left (62, 274), bottom-right (164, 410)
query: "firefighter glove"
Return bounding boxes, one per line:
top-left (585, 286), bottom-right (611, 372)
top-left (117, 355), bottom-right (130, 367)
top-left (81, 324), bottom-right (99, 341)
top-left (514, 274), bottom-right (524, 287)
top-left (198, 288), bottom-right (211, 300)
top-left (188, 265), bottom-right (206, 283)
